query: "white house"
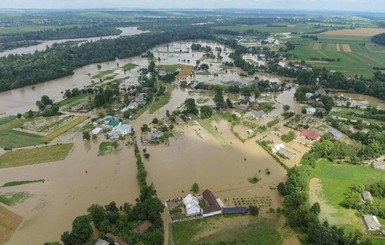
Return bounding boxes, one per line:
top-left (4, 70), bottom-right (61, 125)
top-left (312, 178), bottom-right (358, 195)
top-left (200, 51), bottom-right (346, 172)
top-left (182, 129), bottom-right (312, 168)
top-left (364, 215), bottom-right (381, 231)
top-left (116, 124), bottom-right (132, 136)
top-left (183, 194), bottom-right (201, 216)
top-left (273, 144), bottom-right (285, 153)
top-left (306, 107), bottom-right (316, 115)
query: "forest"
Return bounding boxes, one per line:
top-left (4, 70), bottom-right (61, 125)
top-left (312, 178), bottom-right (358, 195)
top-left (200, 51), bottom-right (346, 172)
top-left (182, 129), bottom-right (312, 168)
top-left (371, 33), bottom-right (385, 46)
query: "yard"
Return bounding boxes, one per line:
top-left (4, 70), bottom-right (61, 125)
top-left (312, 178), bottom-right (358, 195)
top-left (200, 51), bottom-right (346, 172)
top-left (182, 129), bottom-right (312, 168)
top-left (0, 143), bottom-right (73, 168)
top-left (0, 117), bottom-right (44, 149)
top-left (170, 215), bottom-right (283, 245)
top-left (310, 160), bottom-right (385, 231)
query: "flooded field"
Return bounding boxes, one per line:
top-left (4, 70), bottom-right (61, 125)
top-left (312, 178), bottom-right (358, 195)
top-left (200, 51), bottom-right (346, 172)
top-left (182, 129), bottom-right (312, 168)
top-left (331, 91), bottom-right (385, 109)
top-left (0, 39), bottom-right (292, 244)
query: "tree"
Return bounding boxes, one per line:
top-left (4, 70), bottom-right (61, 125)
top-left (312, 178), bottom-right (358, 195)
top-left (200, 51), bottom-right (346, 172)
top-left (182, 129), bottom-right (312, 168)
top-left (141, 124), bottom-right (150, 132)
top-left (71, 215), bottom-right (92, 244)
top-left (199, 63), bottom-right (209, 70)
top-left (283, 105), bottom-right (290, 111)
top-left (148, 61), bottom-right (156, 73)
top-left (200, 105), bottom-right (213, 119)
top-left (191, 182), bottom-right (200, 194)
top-left (310, 202), bottom-right (321, 215)
top-left (105, 201), bottom-right (119, 224)
top-left (226, 98), bottom-right (233, 108)
top-left (249, 206), bottom-right (260, 216)
top-left (213, 87), bottom-right (225, 109)
top-left (87, 204), bottom-right (106, 225)
top-left (83, 131), bottom-right (91, 141)
top-left (184, 98), bottom-right (198, 115)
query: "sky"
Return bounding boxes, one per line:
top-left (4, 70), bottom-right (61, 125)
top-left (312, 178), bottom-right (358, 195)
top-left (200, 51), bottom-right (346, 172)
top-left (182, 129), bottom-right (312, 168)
top-left (0, 0), bottom-right (384, 13)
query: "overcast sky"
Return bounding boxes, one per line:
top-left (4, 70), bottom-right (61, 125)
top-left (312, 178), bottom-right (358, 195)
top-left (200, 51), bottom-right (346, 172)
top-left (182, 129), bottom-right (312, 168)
top-left (0, 0), bottom-right (384, 13)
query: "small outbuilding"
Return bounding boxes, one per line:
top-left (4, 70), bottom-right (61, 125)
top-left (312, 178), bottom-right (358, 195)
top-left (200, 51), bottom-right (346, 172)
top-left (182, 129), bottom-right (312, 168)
top-left (363, 215), bottom-right (381, 231)
top-left (300, 129), bottom-right (321, 141)
top-left (329, 129), bottom-right (342, 140)
top-left (92, 127), bottom-right (103, 135)
top-left (94, 238), bottom-right (109, 245)
top-left (223, 207), bottom-right (248, 215)
top-left (253, 110), bottom-right (265, 119)
top-left (135, 220), bottom-right (152, 235)
top-left (362, 191), bottom-right (374, 202)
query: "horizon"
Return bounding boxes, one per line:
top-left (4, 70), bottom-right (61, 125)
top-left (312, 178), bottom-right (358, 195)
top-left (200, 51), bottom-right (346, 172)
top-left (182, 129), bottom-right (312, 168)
top-left (0, 0), bottom-right (384, 14)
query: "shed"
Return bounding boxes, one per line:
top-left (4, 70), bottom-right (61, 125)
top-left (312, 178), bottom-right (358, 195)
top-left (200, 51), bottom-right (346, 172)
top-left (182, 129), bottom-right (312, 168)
top-left (106, 233), bottom-right (129, 245)
top-left (362, 191), bottom-right (374, 202)
top-left (92, 127), bottom-right (103, 135)
top-left (107, 131), bottom-right (119, 140)
top-left (363, 215), bottom-right (381, 231)
top-left (278, 148), bottom-right (296, 160)
top-left (306, 107), bottom-right (316, 115)
top-left (223, 207), bottom-right (248, 215)
top-left (94, 238), bottom-right (109, 245)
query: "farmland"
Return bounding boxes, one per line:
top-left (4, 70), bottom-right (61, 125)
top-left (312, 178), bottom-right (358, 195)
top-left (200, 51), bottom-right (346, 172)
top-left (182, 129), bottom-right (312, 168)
top-left (288, 34), bottom-right (385, 77)
top-left (0, 205), bottom-right (22, 244)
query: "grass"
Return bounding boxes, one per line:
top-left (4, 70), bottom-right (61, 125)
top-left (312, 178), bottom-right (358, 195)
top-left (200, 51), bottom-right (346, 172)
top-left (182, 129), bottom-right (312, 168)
top-left (121, 63), bottom-right (138, 71)
top-left (0, 118), bottom-right (44, 148)
top-left (0, 192), bottom-right (31, 206)
top-left (98, 141), bottom-right (113, 156)
top-left (42, 116), bottom-right (88, 142)
top-left (1, 179), bottom-right (45, 187)
top-left (0, 116), bottom-right (16, 125)
top-left (149, 92), bottom-right (171, 114)
top-left (0, 144), bottom-right (73, 169)
top-left (170, 216), bottom-right (282, 245)
top-left (194, 116), bottom-right (230, 148)
top-left (92, 69), bottom-right (115, 79)
top-left (58, 94), bottom-right (90, 108)
top-left (37, 115), bottom-right (73, 132)
top-left (157, 64), bottom-right (181, 73)
top-left (311, 160), bottom-right (385, 230)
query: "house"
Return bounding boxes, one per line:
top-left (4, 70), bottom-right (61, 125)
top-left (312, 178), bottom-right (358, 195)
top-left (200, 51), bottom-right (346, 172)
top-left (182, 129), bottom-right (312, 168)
top-left (363, 215), bottom-right (381, 231)
top-left (253, 110), bottom-right (265, 119)
top-left (202, 189), bottom-right (222, 217)
top-left (127, 102), bottom-right (139, 110)
top-left (223, 207), bottom-right (248, 215)
top-left (305, 92), bottom-right (314, 99)
top-left (94, 238), bottom-right (109, 245)
top-left (329, 129), bottom-right (342, 140)
top-left (183, 194), bottom-right (201, 216)
top-left (300, 129), bottom-right (321, 141)
top-left (278, 148), bottom-right (296, 160)
top-left (362, 191), bottom-right (374, 202)
top-left (106, 233), bottom-right (129, 245)
top-left (174, 116), bottom-right (185, 125)
top-left (306, 107), bottom-right (316, 115)
top-left (273, 144), bottom-right (285, 153)
top-left (247, 129), bottom-right (255, 135)
top-left (107, 131), bottom-right (120, 140)
top-left (92, 127), bottom-right (103, 135)
top-left (135, 220), bottom-right (152, 235)
top-left (152, 130), bottom-right (164, 139)
top-left (116, 124), bottom-right (132, 135)
top-left (104, 117), bottom-right (121, 128)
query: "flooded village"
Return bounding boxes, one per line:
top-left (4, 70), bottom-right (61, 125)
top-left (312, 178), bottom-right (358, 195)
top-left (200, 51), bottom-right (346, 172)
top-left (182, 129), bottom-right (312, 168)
top-left (1, 34), bottom-right (385, 245)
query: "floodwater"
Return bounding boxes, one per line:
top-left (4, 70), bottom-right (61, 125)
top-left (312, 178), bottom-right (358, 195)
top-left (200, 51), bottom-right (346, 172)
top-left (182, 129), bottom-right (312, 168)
top-left (0, 27), bottom-right (147, 57)
top-left (0, 39), bottom-right (290, 244)
top-left (330, 92), bottom-right (385, 109)
top-left (2, 132), bottom-right (140, 245)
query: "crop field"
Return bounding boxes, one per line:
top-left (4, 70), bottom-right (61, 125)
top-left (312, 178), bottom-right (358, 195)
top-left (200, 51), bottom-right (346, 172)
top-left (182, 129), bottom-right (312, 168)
top-left (321, 28), bottom-right (385, 37)
top-left (215, 23), bottom-right (329, 33)
top-left (0, 117), bottom-right (44, 149)
top-left (157, 64), bottom-right (194, 79)
top-left (42, 116), bottom-right (88, 142)
top-left (0, 143), bottom-right (73, 168)
top-left (288, 35), bottom-right (385, 77)
top-left (0, 205), bottom-right (22, 244)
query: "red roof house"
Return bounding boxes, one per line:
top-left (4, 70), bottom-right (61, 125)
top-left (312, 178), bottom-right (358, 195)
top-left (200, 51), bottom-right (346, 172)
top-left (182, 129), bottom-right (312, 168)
top-left (202, 189), bottom-right (222, 217)
top-left (300, 129), bottom-right (321, 141)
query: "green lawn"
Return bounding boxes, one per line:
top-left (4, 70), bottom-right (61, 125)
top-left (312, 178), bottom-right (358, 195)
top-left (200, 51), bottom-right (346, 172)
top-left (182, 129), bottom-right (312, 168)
top-left (98, 142), bottom-right (113, 156)
top-left (194, 116), bottom-right (230, 148)
top-left (149, 92), bottom-right (171, 114)
top-left (0, 118), bottom-right (44, 148)
top-left (92, 69), bottom-right (115, 79)
top-left (170, 216), bottom-right (283, 245)
top-left (121, 63), bottom-right (138, 71)
top-left (58, 94), bottom-right (90, 108)
top-left (0, 144), bottom-right (73, 168)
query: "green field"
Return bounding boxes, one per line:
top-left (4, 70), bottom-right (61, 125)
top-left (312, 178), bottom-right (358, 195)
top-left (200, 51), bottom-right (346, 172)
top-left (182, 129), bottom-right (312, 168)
top-left (0, 143), bottom-right (73, 168)
top-left (42, 116), bottom-right (88, 142)
top-left (170, 216), bottom-right (283, 245)
top-left (149, 92), bottom-right (171, 114)
top-left (121, 63), bottom-right (138, 71)
top-left (214, 23), bottom-right (323, 33)
top-left (0, 192), bottom-right (31, 206)
top-left (311, 160), bottom-right (385, 231)
top-left (0, 117), bottom-right (44, 149)
top-left (288, 35), bottom-right (385, 77)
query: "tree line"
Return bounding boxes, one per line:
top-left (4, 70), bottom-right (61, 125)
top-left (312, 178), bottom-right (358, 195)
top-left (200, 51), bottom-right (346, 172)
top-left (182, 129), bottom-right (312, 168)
top-left (371, 33), bottom-right (385, 46)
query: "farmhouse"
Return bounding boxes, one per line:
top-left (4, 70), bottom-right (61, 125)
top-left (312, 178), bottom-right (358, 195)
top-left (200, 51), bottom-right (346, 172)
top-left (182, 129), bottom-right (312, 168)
top-left (363, 215), bottom-right (381, 231)
top-left (202, 189), bottom-right (222, 217)
top-left (223, 207), bottom-right (248, 215)
top-left (183, 194), bottom-right (201, 216)
top-left (362, 191), bottom-right (374, 203)
top-left (278, 148), bottom-right (296, 160)
top-left (300, 129), bottom-right (321, 141)
top-left (135, 220), bottom-right (152, 235)
top-left (253, 110), bottom-right (265, 119)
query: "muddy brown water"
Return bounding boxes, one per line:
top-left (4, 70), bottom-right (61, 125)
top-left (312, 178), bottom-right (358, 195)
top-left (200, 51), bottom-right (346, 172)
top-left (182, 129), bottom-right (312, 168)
top-left (331, 92), bottom-right (385, 109)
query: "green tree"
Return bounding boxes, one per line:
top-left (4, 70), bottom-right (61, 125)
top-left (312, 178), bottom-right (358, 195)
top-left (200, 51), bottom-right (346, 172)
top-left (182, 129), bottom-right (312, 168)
top-left (283, 104), bottom-right (290, 111)
top-left (87, 204), bottom-right (106, 224)
top-left (83, 131), bottom-right (91, 141)
top-left (184, 98), bottom-right (198, 115)
top-left (191, 182), bottom-right (200, 194)
top-left (71, 215), bottom-right (92, 244)
top-left (249, 206), bottom-right (260, 216)
top-left (213, 87), bottom-right (225, 109)
top-left (200, 105), bottom-right (213, 119)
